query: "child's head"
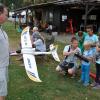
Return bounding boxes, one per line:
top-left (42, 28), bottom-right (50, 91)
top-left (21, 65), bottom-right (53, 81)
top-left (71, 37), bottom-right (78, 48)
top-left (83, 41), bottom-right (91, 50)
top-left (86, 25), bottom-right (94, 36)
top-left (33, 27), bottom-right (38, 32)
top-left (78, 31), bottom-right (83, 37)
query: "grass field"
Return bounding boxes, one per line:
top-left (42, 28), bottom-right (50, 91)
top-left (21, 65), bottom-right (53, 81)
top-left (2, 21), bottom-right (100, 100)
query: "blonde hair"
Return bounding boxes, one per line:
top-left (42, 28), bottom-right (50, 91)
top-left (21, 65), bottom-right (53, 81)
top-left (83, 41), bottom-right (92, 46)
top-left (33, 27), bottom-right (38, 31)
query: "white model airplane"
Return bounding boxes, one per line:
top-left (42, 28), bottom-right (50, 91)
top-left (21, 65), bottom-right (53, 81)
top-left (20, 26), bottom-right (60, 82)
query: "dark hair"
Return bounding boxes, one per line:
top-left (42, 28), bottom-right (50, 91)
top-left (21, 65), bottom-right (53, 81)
top-left (0, 3), bottom-right (6, 14)
top-left (71, 37), bottom-right (78, 42)
top-left (86, 25), bottom-right (93, 31)
top-left (78, 31), bottom-right (83, 36)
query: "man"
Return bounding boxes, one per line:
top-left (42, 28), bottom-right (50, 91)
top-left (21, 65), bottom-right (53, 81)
top-left (56, 37), bottom-right (81, 76)
top-left (0, 3), bottom-right (9, 100)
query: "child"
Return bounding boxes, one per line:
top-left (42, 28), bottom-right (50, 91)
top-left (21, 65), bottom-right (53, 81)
top-left (91, 32), bottom-right (100, 89)
top-left (85, 25), bottom-right (98, 55)
top-left (75, 31), bottom-right (87, 53)
top-left (79, 41), bottom-right (93, 86)
top-left (56, 37), bottom-right (81, 76)
top-left (32, 27), bottom-right (46, 52)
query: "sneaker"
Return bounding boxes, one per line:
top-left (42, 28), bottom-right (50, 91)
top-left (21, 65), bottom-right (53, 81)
top-left (20, 63), bottom-right (24, 67)
top-left (78, 65), bottom-right (81, 69)
top-left (16, 57), bottom-right (23, 61)
top-left (78, 79), bottom-right (83, 83)
top-left (90, 82), bottom-right (99, 87)
top-left (92, 84), bottom-right (100, 89)
top-left (71, 74), bottom-right (75, 78)
top-left (83, 83), bottom-right (89, 87)
top-left (59, 70), bottom-right (66, 76)
top-left (56, 65), bottom-right (62, 72)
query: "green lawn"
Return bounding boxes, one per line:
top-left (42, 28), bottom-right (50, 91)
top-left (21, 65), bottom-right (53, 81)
top-left (2, 21), bottom-right (100, 100)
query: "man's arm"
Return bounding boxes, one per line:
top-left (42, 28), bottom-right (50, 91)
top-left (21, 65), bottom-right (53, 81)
top-left (63, 46), bottom-right (78, 56)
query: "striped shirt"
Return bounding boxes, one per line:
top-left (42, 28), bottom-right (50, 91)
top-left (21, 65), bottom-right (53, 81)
top-left (0, 26), bottom-right (9, 68)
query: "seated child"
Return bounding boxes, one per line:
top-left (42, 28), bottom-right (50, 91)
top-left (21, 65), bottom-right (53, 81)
top-left (79, 41), bottom-right (93, 86)
top-left (56, 37), bottom-right (81, 76)
top-left (32, 27), bottom-right (46, 52)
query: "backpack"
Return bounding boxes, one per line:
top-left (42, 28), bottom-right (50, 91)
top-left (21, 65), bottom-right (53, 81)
top-left (64, 45), bottom-right (71, 60)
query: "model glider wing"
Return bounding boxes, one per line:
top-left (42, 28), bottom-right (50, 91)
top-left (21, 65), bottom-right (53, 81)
top-left (23, 54), bottom-right (42, 82)
top-left (50, 44), bottom-right (60, 62)
top-left (21, 27), bottom-right (41, 82)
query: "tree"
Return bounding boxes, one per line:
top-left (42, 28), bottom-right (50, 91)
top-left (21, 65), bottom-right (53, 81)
top-left (0, 0), bottom-right (58, 10)
top-left (0, 0), bottom-right (24, 9)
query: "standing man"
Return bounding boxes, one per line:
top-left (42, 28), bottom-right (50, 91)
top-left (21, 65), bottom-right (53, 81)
top-left (0, 3), bottom-right (9, 100)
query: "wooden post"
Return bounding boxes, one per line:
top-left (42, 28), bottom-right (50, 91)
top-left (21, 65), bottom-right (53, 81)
top-left (84, 2), bottom-right (96, 30)
top-left (84, 3), bottom-right (88, 30)
top-left (14, 13), bottom-right (17, 29)
top-left (26, 9), bottom-right (28, 25)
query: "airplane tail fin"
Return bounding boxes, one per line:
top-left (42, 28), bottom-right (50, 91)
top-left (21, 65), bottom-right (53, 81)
top-left (49, 44), bottom-right (60, 62)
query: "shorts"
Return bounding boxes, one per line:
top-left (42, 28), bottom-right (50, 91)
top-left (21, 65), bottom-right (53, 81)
top-left (0, 67), bottom-right (8, 96)
top-left (59, 60), bottom-right (74, 71)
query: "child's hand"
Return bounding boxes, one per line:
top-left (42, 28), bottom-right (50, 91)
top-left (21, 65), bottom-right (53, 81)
top-left (72, 49), bottom-right (78, 54)
top-left (96, 46), bottom-right (100, 52)
top-left (87, 57), bottom-right (93, 62)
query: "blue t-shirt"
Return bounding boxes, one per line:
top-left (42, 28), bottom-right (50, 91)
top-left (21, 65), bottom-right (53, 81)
top-left (84, 34), bottom-right (98, 43)
top-left (84, 34), bottom-right (98, 54)
top-left (82, 49), bottom-right (93, 65)
top-left (32, 32), bottom-right (46, 52)
top-left (34, 39), bottom-right (46, 52)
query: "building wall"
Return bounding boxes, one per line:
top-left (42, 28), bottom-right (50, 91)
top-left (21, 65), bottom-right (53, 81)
top-left (35, 4), bottom-right (100, 33)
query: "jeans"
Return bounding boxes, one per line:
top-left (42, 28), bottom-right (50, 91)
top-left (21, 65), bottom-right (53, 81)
top-left (95, 63), bottom-right (100, 84)
top-left (81, 64), bottom-right (90, 84)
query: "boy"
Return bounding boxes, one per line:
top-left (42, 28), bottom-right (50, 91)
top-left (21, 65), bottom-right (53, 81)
top-left (56, 37), bottom-right (81, 76)
top-left (85, 25), bottom-right (98, 55)
top-left (79, 41), bottom-right (93, 86)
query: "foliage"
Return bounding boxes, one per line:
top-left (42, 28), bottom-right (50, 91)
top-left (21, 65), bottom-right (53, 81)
top-left (0, 0), bottom-right (58, 10)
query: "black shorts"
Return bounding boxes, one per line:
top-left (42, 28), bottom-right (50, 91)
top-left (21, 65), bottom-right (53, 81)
top-left (59, 60), bottom-right (74, 71)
